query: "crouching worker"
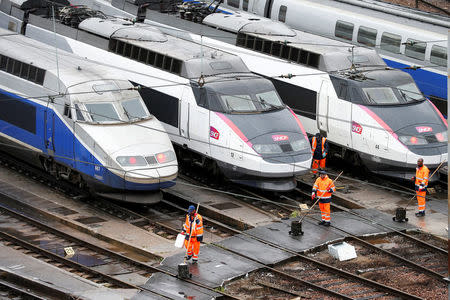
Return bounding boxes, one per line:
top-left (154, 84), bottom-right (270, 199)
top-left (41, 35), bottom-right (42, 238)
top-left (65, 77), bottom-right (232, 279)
top-left (312, 170), bottom-right (336, 226)
top-left (182, 205), bottom-right (204, 263)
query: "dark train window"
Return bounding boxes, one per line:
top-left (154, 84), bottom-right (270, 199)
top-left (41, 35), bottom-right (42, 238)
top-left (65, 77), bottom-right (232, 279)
top-left (380, 32), bottom-right (401, 53)
top-left (131, 81), bottom-right (179, 128)
top-left (405, 38), bottom-right (426, 61)
top-left (357, 26), bottom-right (377, 47)
top-left (227, 0), bottom-right (239, 8)
top-left (0, 55), bottom-right (7, 70)
top-left (138, 48), bottom-right (148, 63)
top-left (63, 103), bottom-right (72, 119)
top-left (0, 91), bottom-right (36, 134)
top-left (0, 54), bottom-right (46, 85)
top-left (270, 78), bottom-right (317, 120)
top-left (131, 46), bottom-right (140, 60)
top-left (335, 21), bottom-right (354, 41)
top-left (243, 0), bottom-right (248, 11)
top-left (430, 45), bottom-right (447, 67)
top-left (278, 5), bottom-right (287, 23)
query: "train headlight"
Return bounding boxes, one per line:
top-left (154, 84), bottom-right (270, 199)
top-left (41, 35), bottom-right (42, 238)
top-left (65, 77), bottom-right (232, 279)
top-left (253, 144), bottom-right (282, 154)
top-left (116, 156), bottom-right (147, 166)
top-left (155, 151), bottom-right (176, 164)
top-left (399, 136), bottom-right (427, 145)
top-left (291, 139), bottom-right (309, 151)
top-left (435, 131), bottom-right (447, 142)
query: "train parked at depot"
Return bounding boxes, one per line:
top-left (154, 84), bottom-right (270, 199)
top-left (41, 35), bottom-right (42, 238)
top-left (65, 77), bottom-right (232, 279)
top-left (0, 29), bottom-right (177, 203)
top-left (0, 6), bottom-right (314, 191)
top-left (217, 0), bottom-right (448, 113)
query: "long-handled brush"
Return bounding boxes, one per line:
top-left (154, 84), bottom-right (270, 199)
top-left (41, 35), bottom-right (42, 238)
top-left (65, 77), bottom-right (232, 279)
top-left (290, 171), bottom-right (343, 235)
top-left (393, 160), bottom-right (446, 222)
top-left (178, 202), bottom-right (200, 279)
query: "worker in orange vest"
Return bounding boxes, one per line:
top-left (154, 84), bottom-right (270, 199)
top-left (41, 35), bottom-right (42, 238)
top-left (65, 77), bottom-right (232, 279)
top-left (312, 170), bottom-right (336, 226)
top-left (411, 158), bottom-right (429, 217)
top-left (309, 133), bottom-right (329, 174)
top-left (182, 205), bottom-right (204, 263)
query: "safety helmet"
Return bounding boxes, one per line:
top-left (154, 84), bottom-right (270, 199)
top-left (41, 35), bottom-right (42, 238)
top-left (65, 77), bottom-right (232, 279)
top-left (319, 170), bottom-right (327, 175)
top-left (188, 205), bottom-right (196, 213)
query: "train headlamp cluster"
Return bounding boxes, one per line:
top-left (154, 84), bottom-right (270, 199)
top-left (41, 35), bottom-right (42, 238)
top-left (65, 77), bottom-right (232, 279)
top-left (399, 131), bottom-right (447, 146)
top-left (116, 151), bottom-right (176, 166)
top-left (253, 139), bottom-right (309, 154)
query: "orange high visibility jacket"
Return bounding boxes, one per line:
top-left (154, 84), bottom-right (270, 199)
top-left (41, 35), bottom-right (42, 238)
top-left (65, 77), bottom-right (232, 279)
top-left (312, 137), bottom-right (327, 156)
top-left (415, 165), bottom-right (429, 190)
top-left (312, 175), bottom-right (336, 203)
top-left (183, 213), bottom-right (204, 238)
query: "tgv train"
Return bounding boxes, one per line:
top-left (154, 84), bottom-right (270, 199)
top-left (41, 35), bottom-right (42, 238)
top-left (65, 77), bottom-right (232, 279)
top-left (0, 7), bottom-right (313, 191)
top-left (217, 0), bottom-right (448, 113)
top-left (0, 29), bottom-right (177, 203)
top-left (71, 0), bottom-right (448, 181)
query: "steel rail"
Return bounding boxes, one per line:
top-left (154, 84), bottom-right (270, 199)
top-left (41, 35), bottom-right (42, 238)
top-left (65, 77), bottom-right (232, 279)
top-left (0, 202), bottom-right (239, 300)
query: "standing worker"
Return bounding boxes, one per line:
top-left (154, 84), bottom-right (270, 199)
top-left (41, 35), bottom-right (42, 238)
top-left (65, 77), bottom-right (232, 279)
top-left (312, 170), bottom-right (336, 226)
top-left (411, 158), bottom-right (429, 217)
top-left (182, 205), bottom-right (204, 263)
top-left (310, 133), bottom-right (329, 174)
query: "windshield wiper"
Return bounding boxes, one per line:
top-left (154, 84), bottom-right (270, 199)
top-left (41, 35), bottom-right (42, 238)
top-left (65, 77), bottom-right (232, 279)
top-left (259, 97), bottom-right (282, 111)
top-left (399, 90), bottom-right (424, 102)
top-left (123, 106), bottom-right (133, 122)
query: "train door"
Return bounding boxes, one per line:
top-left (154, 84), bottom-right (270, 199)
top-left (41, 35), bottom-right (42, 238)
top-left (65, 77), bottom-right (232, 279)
top-left (317, 80), bottom-right (330, 133)
top-left (180, 87), bottom-right (190, 140)
top-left (44, 109), bottom-right (55, 156)
top-left (328, 82), bottom-right (351, 146)
top-left (188, 99), bottom-right (211, 156)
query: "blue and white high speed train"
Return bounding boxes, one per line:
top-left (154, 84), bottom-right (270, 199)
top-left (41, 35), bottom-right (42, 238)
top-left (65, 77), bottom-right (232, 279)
top-left (0, 29), bottom-right (177, 203)
top-left (217, 0), bottom-right (448, 114)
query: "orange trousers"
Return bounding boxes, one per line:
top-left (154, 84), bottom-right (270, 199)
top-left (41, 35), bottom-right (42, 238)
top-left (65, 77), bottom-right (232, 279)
top-left (319, 202), bottom-right (331, 222)
top-left (312, 158), bottom-right (326, 174)
top-left (184, 237), bottom-right (200, 260)
top-left (416, 190), bottom-right (426, 212)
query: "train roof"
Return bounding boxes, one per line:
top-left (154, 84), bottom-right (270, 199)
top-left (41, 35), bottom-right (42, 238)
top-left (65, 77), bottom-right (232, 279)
top-left (0, 29), bottom-right (135, 96)
top-left (203, 13), bottom-right (386, 72)
top-left (78, 17), bottom-right (251, 79)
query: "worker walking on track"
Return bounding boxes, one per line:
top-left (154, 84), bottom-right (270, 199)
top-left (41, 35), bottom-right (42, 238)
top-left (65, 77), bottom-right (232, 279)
top-left (310, 133), bottom-right (329, 174)
top-left (182, 205), bottom-right (203, 263)
top-left (312, 170), bottom-right (336, 226)
top-left (411, 158), bottom-right (429, 217)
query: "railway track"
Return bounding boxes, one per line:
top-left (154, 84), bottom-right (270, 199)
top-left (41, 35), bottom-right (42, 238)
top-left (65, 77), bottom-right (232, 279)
top-left (0, 203), bottom-right (237, 300)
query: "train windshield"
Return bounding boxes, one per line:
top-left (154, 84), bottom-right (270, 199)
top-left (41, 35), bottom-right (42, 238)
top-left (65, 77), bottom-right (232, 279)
top-left (396, 82), bottom-right (424, 102)
top-left (85, 103), bottom-right (120, 123)
top-left (121, 98), bottom-right (149, 121)
top-left (205, 78), bottom-right (284, 113)
top-left (363, 87), bottom-right (400, 104)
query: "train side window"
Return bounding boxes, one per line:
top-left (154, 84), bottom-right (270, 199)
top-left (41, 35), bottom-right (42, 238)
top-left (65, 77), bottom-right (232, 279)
top-left (243, 0), bottom-right (248, 11)
top-left (278, 5), bottom-right (287, 23)
top-left (227, 0), bottom-right (239, 8)
top-left (335, 21), bottom-right (354, 41)
top-left (0, 55), bottom-right (7, 70)
top-left (380, 32), bottom-right (401, 53)
top-left (430, 45), bottom-right (447, 67)
top-left (357, 26), bottom-right (377, 47)
top-left (404, 39), bottom-right (425, 61)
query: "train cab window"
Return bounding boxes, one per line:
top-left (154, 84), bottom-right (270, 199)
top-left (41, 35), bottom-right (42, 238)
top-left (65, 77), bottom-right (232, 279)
top-left (278, 5), bottom-right (287, 23)
top-left (243, 0), bottom-right (248, 11)
top-left (122, 98), bottom-right (148, 120)
top-left (404, 39), bottom-right (425, 61)
top-left (227, 0), bottom-right (239, 8)
top-left (335, 21), bottom-right (354, 41)
top-left (357, 26), bottom-right (377, 47)
top-left (85, 103), bottom-right (120, 123)
top-left (75, 104), bottom-right (85, 121)
top-left (380, 32), bottom-right (401, 53)
top-left (430, 45), bottom-right (447, 67)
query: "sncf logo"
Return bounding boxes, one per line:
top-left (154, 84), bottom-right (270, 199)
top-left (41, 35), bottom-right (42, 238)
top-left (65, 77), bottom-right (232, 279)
top-left (272, 135), bottom-right (289, 142)
top-left (416, 126), bottom-right (432, 133)
top-left (352, 121), bottom-right (363, 134)
top-left (210, 126), bottom-right (220, 140)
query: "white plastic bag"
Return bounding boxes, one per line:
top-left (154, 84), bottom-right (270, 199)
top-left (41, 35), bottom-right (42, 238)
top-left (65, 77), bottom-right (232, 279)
top-left (174, 233), bottom-right (185, 248)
